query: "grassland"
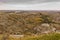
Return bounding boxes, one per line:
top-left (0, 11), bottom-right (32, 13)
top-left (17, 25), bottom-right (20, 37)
top-left (0, 33), bottom-right (60, 40)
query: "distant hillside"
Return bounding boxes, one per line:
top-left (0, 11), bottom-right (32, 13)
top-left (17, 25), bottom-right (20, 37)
top-left (0, 11), bottom-right (60, 35)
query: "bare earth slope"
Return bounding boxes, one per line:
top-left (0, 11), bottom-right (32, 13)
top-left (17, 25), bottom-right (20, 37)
top-left (0, 11), bottom-right (60, 35)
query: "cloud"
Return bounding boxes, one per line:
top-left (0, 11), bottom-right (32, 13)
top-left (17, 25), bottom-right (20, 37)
top-left (0, 0), bottom-right (60, 4)
top-left (0, 2), bottom-right (60, 10)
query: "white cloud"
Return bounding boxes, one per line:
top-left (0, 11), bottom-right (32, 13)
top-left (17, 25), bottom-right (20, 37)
top-left (0, 2), bottom-right (60, 10)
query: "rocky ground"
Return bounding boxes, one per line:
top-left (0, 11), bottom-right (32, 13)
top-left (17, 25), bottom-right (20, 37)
top-left (0, 11), bottom-right (60, 35)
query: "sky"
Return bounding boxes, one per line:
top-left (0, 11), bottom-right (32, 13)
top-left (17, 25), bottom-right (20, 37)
top-left (0, 0), bottom-right (60, 4)
top-left (0, 0), bottom-right (60, 10)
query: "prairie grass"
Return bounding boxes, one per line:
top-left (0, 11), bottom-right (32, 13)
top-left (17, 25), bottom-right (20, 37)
top-left (22, 33), bottom-right (60, 40)
top-left (0, 33), bottom-right (60, 40)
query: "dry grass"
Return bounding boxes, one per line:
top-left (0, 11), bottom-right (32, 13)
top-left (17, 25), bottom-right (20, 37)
top-left (0, 33), bottom-right (60, 40)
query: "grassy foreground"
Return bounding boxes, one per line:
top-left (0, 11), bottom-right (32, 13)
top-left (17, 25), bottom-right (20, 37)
top-left (27, 33), bottom-right (60, 40)
top-left (21, 33), bottom-right (60, 40)
top-left (0, 33), bottom-right (60, 40)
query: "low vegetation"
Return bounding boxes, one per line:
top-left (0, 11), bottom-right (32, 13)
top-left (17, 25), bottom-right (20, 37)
top-left (0, 33), bottom-right (60, 40)
top-left (0, 11), bottom-right (60, 40)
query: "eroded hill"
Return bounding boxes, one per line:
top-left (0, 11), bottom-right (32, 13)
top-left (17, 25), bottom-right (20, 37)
top-left (0, 11), bottom-right (60, 35)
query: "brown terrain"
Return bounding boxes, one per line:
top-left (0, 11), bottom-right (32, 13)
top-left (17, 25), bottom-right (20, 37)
top-left (0, 10), bottom-right (60, 35)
